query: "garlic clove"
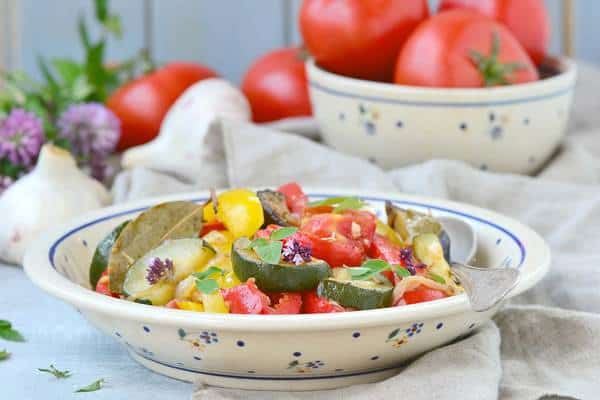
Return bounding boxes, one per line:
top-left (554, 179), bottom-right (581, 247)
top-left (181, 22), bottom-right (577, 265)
top-left (0, 144), bottom-right (111, 265)
top-left (121, 78), bottom-right (251, 183)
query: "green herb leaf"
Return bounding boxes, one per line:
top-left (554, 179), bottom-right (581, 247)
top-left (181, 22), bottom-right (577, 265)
top-left (428, 272), bottom-right (446, 285)
top-left (0, 349), bottom-right (9, 361)
top-left (192, 266), bottom-right (224, 281)
top-left (394, 265), bottom-right (411, 278)
top-left (307, 196), bottom-right (348, 207)
top-left (94, 0), bottom-right (108, 22)
top-left (247, 238), bottom-right (269, 249)
top-left (270, 227), bottom-right (298, 241)
top-left (195, 278), bottom-right (219, 294)
top-left (333, 197), bottom-right (367, 213)
top-left (51, 59), bottom-right (83, 86)
top-left (254, 241), bottom-right (283, 264)
top-left (349, 259), bottom-right (391, 280)
top-left (38, 364), bottom-right (72, 379)
top-left (75, 378), bottom-right (104, 393)
top-left (0, 321), bottom-right (25, 342)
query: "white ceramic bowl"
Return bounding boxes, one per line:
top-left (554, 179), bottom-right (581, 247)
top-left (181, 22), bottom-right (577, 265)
top-left (307, 57), bottom-right (576, 174)
top-left (24, 190), bottom-right (550, 391)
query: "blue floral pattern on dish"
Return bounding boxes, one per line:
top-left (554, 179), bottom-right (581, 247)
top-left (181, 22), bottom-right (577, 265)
top-left (287, 359), bottom-right (326, 373)
top-left (387, 322), bottom-right (425, 348)
top-left (358, 103), bottom-right (379, 135)
top-left (178, 328), bottom-right (219, 352)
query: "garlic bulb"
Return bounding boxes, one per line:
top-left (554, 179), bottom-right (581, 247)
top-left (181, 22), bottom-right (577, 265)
top-left (0, 144), bottom-right (111, 265)
top-left (121, 78), bottom-right (251, 183)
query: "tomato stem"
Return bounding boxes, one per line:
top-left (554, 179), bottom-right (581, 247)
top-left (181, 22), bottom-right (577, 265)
top-left (469, 32), bottom-right (525, 87)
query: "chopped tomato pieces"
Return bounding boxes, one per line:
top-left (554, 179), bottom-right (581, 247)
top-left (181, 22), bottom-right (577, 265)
top-left (403, 285), bottom-right (448, 305)
top-left (301, 291), bottom-right (345, 313)
top-left (221, 279), bottom-right (270, 314)
top-left (263, 292), bottom-right (303, 314)
top-left (277, 182), bottom-right (308, 215)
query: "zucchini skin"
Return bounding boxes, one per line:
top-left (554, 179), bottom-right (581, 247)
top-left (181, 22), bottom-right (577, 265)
top-left (232, 238), bottom-right (330, 292)
top-left (89, 220), bottom-right (129, 288)
top-left (317, 279), bottom-right (393, 310)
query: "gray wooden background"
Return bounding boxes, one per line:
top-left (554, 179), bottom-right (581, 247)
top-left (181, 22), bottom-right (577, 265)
top-left (0, 0), bottom-right (597, 84)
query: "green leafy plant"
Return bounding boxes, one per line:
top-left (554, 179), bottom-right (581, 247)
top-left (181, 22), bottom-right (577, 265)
top-left (192, 266), bottom-right (225, 294)
top-left (0, 320), bottom-right (25, 342)
top-left (75, 378), bottom-right (105, 393)
top-left (307, 196), bottom-right (367, 213)
top-left (38, 364), bottom-right (72, 379)
top-left (246, 227), bottom-right (299, 264)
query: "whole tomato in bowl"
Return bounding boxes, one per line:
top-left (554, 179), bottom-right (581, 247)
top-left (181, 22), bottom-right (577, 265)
top-left (299, 0), bottom-right (429, 82)
top-left (108, 62), bottom-right (218, 150)
top-left (241, 47), bottom-right (311, 123)
top-left (394, 10), bottom-right (539, 88)
top-left (438, 0), bottom-right (550, 65)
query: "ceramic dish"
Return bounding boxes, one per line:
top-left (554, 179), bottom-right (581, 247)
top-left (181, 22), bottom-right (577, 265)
top-left (24, 190), bottom-right (550, 391)
top-left (307, 56), bottom-right (576, 174)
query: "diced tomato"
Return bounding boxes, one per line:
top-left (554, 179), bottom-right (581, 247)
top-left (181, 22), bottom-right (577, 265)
top-left (221, 279), bottom-right (271, 314)
top-left (305, 232), bottom-right (364, 267)
top-left (301, 291), bottom-right (345, 313)
top-left (165, 299), bottom-right (179, 309)
top-left (369, 234), bottom-right (402, 264)
top-left (336, 210), bottom-right (376, 249)
top-left (403, 285), bottom-right (448, 305)
top-left (263, 292), bottom-right (303, 314)
top-left (199, 221), bottom-right (226, 237)
top-left (277, 182), bottom-right (308, 215)
top-left (95, 270), bottom-right (119, 298)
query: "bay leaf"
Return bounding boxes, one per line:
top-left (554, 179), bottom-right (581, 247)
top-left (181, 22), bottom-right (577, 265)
top-left (109, 201), bottom-right (203, 293)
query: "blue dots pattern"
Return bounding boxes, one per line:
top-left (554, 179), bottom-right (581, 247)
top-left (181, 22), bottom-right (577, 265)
top-left (365, 121), bottom-right (376, 135)
top-left (236, 340), bottom-right (245, 347)
top-left (405, 323), bottom-right (424, 337)
top-left (81, 239), bottom-right (88, 247)
top-left (339, 112), bottom-right (345, 121)
top-left (293, 351), bottom-right (302, 357)
top-left (469, 323), bottom-right (476, 329)
top-left (436, 322), bottom-right (444, 330)
top-left (490, 125), bottom-right (503, 140)
top-left (143, 326), bottom-right (150, 333)
top-left (352, 332), bottom-right (361, 338)
top-left (370, 356), bottom-right (379, 361)
top-left (496, 238), bottom-right (502, 245)
top-left (114, 332), bottom-right (121, 338)
top-left (523, 117), bottom-right (530, 125)
top-left (193, 356), bottom-right (202, 361)
top-left (460, 122), bottom-right (467, 131)
top-left (199, 331), bottom-right (219, 344)
top-left (396, 120), bottom-right (403, 128)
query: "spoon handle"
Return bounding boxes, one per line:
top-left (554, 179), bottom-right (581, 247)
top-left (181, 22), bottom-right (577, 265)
top-left (451, 262), bottom-right (520, 312)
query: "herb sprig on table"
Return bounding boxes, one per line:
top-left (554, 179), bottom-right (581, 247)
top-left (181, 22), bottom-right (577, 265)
top-left (38, 364), bottom-right (72, 379)
top-left (75, 378), bottom-right (105, 393)
top-left (0, 320), bottom-right (25, 342)
top-left (0, 349), bottom-right (10, 361)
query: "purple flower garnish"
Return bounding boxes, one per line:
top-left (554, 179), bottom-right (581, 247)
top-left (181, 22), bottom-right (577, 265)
top-left (57, 103), bottom-right (120, 181)
top-left (399, 248), bottom-right (425, 275)
top-left (0, 175), bottom-right (14, 194)
top-left (282, 239), bottom-right (312, 265)
top-left (0, 109), bottom-right (44, 169)
top-left (146, 257), bottom-right (174, 284)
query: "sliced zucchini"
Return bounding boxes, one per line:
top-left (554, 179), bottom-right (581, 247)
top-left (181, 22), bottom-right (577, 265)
top-left (123, 238), bottom-right (216, 305)
top-left (89, 220), bottom-right (129, 288)
top-left (232, 237), bottom-right (330, 292)
top-left (385, 201), bottom-right (451, 261)
top-left (317, 275), bottom-right (393, 310)
top-left (256, 189), bottom-right (299, 227)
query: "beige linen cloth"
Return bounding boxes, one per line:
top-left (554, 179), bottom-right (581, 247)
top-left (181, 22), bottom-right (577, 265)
top-left (112, 64), bottom-right (600, 400)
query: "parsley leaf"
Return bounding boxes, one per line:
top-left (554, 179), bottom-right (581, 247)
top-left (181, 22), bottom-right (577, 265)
top-left (195, 278), bottom-right (219, 294)
top-left (192, 266), bottom-right (224, 294)
top-left (0, 320), bottom-right (25, 342)
top-left (270, 227), bottom-right (298, 241)
top-left (38, 364), bottom-right (72, 379)
top-left (254, 241), bottom-right (283, 264)
top-left (349, 259), bottom-right (390, 280)
top-left (247, 238), bottom-right (269, 249)
top-left (394, 265), bottom-right (411, 278)
top-left (428, 272), bottom-right (446, 285)
top-left (306, 196), bottom-right (367, 213)
top-left (75, 378), bottom-right (104, 393)
top-left (0, 349), bottom-right (10, 361)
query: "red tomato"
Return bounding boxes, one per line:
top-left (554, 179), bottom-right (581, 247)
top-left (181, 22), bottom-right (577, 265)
top-left (300, 0), bottom-right (429, 82)
top-left (199, 221), bottom-right (226, 237)
top-left (403, 285), bottom-right (448, 304)
top-left (263, 292), bottom-right (303, 314)
top-left (95, 270), bottom-right (119, 298)
top-left (302, 291), bottom-right (345, 313)
top-left (221, 279), bottom-right (270, 314)
top-left (438, 0), bottom-right (550, 65)
top-left (108, 62), bottom-right (218, 150)
top-left (242, 48), bottom-right (311, 123)
top-left (300, 212), bottom-right (374, 267)
top-left (368, 234), bottom-right (402, 264)
top-left (394, 10), bottom-right (538, 88)
top-left (277, 182), bottom-right (308, 216)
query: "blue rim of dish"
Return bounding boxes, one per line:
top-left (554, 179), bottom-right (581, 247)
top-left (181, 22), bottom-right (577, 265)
top-left (48, 194), bottom-right (526, 269)
top-left (309, 80), bottom-right (574, 108)
top-left (129, 345), bottom-right (402, 381)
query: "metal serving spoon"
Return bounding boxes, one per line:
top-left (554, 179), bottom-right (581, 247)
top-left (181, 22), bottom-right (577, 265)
top-left (437, 216), bottom-right (520, 312)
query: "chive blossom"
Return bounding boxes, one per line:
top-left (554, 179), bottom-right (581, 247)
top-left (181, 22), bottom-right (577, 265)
top-left (398, 248), bottom-right (425, 275)
top-left (282, 239), bottom-right (312, 265)
top-left (146, 257), bottom-right (174, 284)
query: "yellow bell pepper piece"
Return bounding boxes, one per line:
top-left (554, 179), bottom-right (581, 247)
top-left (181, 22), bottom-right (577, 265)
top-left (177, 300), bottom-right (205, 312)
top-left (376, 220), bottom-right (405, 246)
top-left (202, 230), bottom-right (233, 255)
top-left (201, 292), bottom-right (230, 313)
top-left (218, 271), bottom-right (241, 289)
top-left (203, 189), bottom-right (264, 239)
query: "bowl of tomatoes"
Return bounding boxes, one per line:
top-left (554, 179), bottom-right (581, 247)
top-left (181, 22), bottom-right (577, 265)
top-left (301, 1), bottom-right (576, 174)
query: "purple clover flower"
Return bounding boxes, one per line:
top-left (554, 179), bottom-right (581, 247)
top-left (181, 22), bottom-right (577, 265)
top-left (57, 103), bottom-right (120, 181)
top-left (146, 257), bottom-right (174, 284)
top-left (399, 247), bottom-right (425, 275)
top-left (0, 109), bottom-right (44, 170)
top-left (282, 239), bottom-right (312, 265)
